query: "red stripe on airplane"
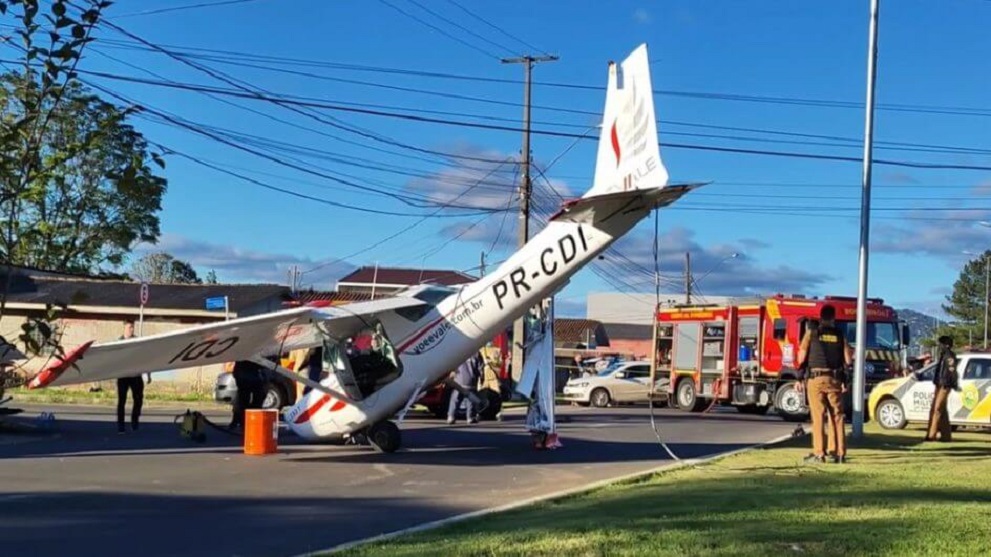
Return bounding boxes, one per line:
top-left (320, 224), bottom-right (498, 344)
top-left (294, 394), bottom-right (346, 424)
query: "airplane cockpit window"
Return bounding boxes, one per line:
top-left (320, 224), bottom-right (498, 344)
top-left (342, 322), bottom-right (404, 398)
top-left (394, 286), bottom-right (455, 322)
top-left (412, 285), bottom-right (457, 305)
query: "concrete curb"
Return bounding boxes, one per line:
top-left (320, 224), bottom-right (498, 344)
top-left (296, 430), bottom-right (804, 557)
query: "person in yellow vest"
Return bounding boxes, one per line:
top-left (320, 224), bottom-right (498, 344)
top-left (797, 304), bottom-right (852, 464)
top-left (290, 346), bottom-right (324, 396)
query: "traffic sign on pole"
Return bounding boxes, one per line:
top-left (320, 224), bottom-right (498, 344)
top-left (138, 282), bottom-right (148, 337)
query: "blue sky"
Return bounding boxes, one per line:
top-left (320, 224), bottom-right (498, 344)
top-left (8, 0), bottom-right (991, 318)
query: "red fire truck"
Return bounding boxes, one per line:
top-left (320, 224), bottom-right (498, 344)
top-left (654, 294), bottom-right (910, 422)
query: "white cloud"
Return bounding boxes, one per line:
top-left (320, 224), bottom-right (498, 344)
top-left (408, 145), bottom-right (825, 297)
top-left (972, 179), bottom-right (991, 196)
top-left (406, 144), bottom-right (581, 249)
top-left (131, 234), bottom-right (353, 288)
top-left (601, 227), bottom-right (830, 296)
top-left (874, 208), bottom-right (991, 260)
top-left (883, 172), bottom-right (920, 185)
top-left (739, 238), bottom-right (771, 250)
top-left (403, 145), bottom-right (520, 212)
top-left (555, 297), bottom-right (588, 318)
top-left (634, 8), bottom-right (651, 24)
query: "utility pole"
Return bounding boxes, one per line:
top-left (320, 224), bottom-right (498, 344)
top-left (480, 251), bottom-right (487, 278)
top-left (287, 265), bottom-right (301, 294)
top-left (503, 53), bottom-right (558, 387)
top-left (684, 252), bottom-right (692, 304)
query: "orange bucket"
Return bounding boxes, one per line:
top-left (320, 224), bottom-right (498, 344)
top-left (244, 409), bottom-right (279, 455)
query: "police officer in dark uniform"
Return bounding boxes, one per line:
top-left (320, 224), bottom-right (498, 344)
top-left (925, 335), bottom-right (959, 442)
top-left (228, 359), bottom-right (265, 430)
top-left (797, 304), bottom-right (852, 464)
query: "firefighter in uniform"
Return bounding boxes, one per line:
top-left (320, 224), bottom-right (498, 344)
top-left (925, 335), bottom-right (958, 442)
top-left (797, 304), bottom-right (852, 464)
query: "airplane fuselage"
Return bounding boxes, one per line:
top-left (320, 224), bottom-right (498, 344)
top-left (284, 209), bottom-right (646, 441)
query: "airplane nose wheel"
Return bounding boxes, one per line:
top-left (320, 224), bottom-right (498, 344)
top-left (367, 420), bottom-right (401, 453)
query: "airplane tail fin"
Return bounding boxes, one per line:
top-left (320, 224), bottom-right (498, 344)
top-left (550, 43), bottom-right (699, 225)
top-left (584, 43), bottom-right (669, 199)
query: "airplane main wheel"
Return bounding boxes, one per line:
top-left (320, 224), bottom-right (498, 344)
top-left (367, 420), bottom-right (401, 453)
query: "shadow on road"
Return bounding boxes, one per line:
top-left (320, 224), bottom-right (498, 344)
top-left (0, 489), bottom-right (470, 557)
top-left (0, 413), bottom-right (761, 466)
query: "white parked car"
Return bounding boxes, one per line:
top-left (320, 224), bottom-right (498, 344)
top-left (563, 360), bottom-right (668, 407)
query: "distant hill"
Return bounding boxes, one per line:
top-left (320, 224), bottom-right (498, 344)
top-left (897, 308), bottom-right (938, 354)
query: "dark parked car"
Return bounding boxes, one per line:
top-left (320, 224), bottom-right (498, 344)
top-left (214, 361), bottom-right (298, 410)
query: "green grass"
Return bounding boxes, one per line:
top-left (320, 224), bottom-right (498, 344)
top-left (5, 385), bottom-right (216, 406)
top-left (336, 423), bottom-right (991, 557)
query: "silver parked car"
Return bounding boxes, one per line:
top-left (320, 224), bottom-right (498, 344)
top-left (562, 360), bottom-right (668, 407)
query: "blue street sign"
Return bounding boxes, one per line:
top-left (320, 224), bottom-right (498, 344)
top-left (205, 296), bottom-right (227, 310)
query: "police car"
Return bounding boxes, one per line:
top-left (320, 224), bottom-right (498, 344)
top-left (868, 351), bottom-right (991, 430)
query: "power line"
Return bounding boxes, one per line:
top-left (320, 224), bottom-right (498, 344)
top-left (70, 68), bottom-right (991, 171)
top-left (85, 47), bottom-right (506, 172)
top-left (441, 0), bottom-right (547, 55)
top-left (85, 48), bottom-right (516, 194)
top-left (111, 0), bottom-right (268, 18)
top-left (25, 23), bottom-right (991, 120)
top-left (83, 51), bottom-right (991, 156)
top-left (9, 25), bottom-right (989, 156)
top-left (402, 0), bottom-right (518, 56)
top-left (300, 158), bottom-right (518, 275)
top-left (376, 0), bottom-right (501, 59)
top-left (87, 15), bottom-right (515, 177)
top-left (85, 79), bottom-right (502, 215)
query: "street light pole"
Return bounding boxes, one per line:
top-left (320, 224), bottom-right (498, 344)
top-left (984, 256), bottom-right (988, 349)
top-left (852, 0), bottom-right (882, 439)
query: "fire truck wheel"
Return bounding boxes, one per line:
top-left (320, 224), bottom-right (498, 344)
top-left (590, 388), bottom-right (611, 408)
top-left (774, 382), bottom-right (809, 422)
top-left (368, 421), bottom-right (401, 453)
top-left (674, 379), bottom-right (704, 412)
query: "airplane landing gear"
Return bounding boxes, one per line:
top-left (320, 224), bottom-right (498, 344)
top-left (367, 420), bottom-right (401, 453)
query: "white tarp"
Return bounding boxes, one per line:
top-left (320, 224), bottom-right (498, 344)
top-left (516, 297), bottom-right (558, 446)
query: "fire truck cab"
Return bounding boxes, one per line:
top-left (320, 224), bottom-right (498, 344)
top-left (654, 294), bottom-right (910, 422)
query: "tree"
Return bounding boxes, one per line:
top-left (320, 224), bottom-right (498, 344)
top-left (941, 250), bottom-right (990, 349)
top-left (205, 270), bottom-right (218, 284)
top-left (0, 71), bottom-right (166, 274)
top-left (129, 252), bottom-right (202, 284)
top-left (0, 0), bottom-right (119, 382)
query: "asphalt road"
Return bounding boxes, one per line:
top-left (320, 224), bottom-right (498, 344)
top-left (0, 401), bottom-right (797, 557)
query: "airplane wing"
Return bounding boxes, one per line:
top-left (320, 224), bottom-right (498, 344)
top-left (27, 296), bottom-right (428, 389)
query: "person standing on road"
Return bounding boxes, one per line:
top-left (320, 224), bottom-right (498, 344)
top-left (115, 320), bottom-right (146, 434)
top-left (448, 352), bottom-right (483, 425)
top-left (797, 304), bottom-right (852, 464)
top-left (229, 359), bottom-right (266, 431)
top-left (925, 335), bottom-right (959, 442)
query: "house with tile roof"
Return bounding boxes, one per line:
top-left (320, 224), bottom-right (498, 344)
top-left (335, 265), bottom-right (477, 296)
top-left (0, 265), bottom-right (294, 388)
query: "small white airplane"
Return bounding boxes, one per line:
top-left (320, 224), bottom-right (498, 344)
top-left (25, 43), bottom-right (700, 452)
